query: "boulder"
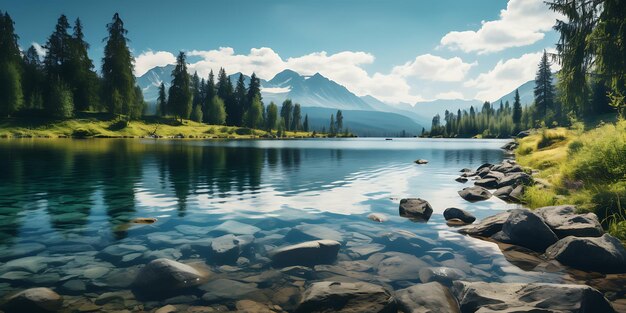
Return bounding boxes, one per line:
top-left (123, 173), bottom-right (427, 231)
top-left (367, 213), bottom-right (388, 223)
top-left (517, 130), bottom-right (531, 138)
top-left (132, 258), bottom-right (208, 296)
top-left (454, 177), bottom-right (468, 183)
top-left (545, 234), bottom-right (626, 273)
top-left (418, 267), bottom-right (464, 286)
top-left (1, 288), bottom-right (63, 313)
top-left (446, 218), bottom-right (467, 227)
top-left (476, 163), bottom-right (493, 171)
top-left (396, 282), bottom-right (460, 313)
top-left (458, 211), bottom-right (510, 237)
top-left (458, 186), bottom-right (492, 202)
top-left (451, 281), bottom-right (615, 313)
top-left (200, 279), bottom-right (260, 302)
top-left (270, 240), bottom-right (340, 268)
top-left (443, 208), bottom-right (475, 224)
top-left (210, 234), bottom-right (252, 264)
top-left (399, 198), bottom-right (433, 221)
top-left (415, 159), bottom-right (429, 165)
top-left (483, 171), bottom-right (505, 180)
top-left (474, 178), bottom-right (499, 189)
top-left (493, 209), bottom-right (558, 252)
top-left (296, 281), bottom-right (396, 313)
top-left (459, 168), bottom-right (472, 173)
top-left (535, 205), bottom-right (603, 238)
top-left (372, 252), bottom-right (429, 282)
top-left (286, 224), bottom-right (344, 242)
top-left (497, 172), bottom-right (532, 188)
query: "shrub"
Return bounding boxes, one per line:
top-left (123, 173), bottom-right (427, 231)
top-left (537, 129), bottom-right (567, 149)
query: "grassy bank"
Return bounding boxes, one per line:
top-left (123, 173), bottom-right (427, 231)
top-left (515, 119), bottom-right (626, 240)
top-left (0, 113), bottom-right (315, 139)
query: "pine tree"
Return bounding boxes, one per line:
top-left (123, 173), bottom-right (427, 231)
top-left (335, 110), bottom-right (343, 131)
top-left (44, 15), bottom-right (72, 83)
top-left (329, 114), bottom-right (336, 135)
top-left (69, 18), bottom-right (99, 112)
top-left (190, 103), bottom-right (203, 122)
top-left (0, 12), bottom-right (23, 116)
top-left (534, 50), bottom-right (555, 119)
top-left (203, 70), bottom-right (216, 123)
top-left (303, 114), bottom-right (309, 132)
top-left (291, 103), bottom-right (302, 131)
top-left (244, 95), bottom-right (263, 128)
top-left (233, 74), bottom-right (247, 126)
top-left (512, 89), bottom-right (523, 128)
top-left (280, 99), bottom-right (293, 131)
top-left (22, 46), bottom-right (44, 109)
top-left (48, 80), bottom-right (73, 118)
top-left (167, 51), bottom-right (192, 122)
top-left (265, 102), bottom-right (278, 132)
top-left (101, 13), bottom-right (138, 118)
top-left (246, 73), bottom-right (262, 112)
top-left (191, 71), bottom-right (202, 120)
top-left (157, 82), bottom-right (167, 117)
top-left (207, 95), bottom-right (226, 125)
top-left (216, 68), bottom-right (234, 125)
top-left (0, 11), bottom-right (21, 65)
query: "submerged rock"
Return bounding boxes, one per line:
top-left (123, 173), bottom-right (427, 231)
top-left (452, 281), bottom-right (615, 313)
top-left (270, 240), bottom-right (340, 267)
top-left (545, 234), bottom-right (626, 273)
top-left (1, 287), bottom-right (63, 313)
top-left (212, 220), bottom-right (261, 236)
top-left (458, 186), bottom-right (492, 202)
top-left (296, 281), bottom-right (396, 313)
top-left (132, 258), bottom-right (208, 296)
top-left (418, 267), bottom-right (465, 286)
top-left (210, 234), bottom-right (250, 265)
top-left (414, 159), bottom-right (429, 164)
top-left (200, 279), bottom-right (260, 302)
top-left (286, 224), bottom-right (344, 242)
top-left (367, 213), bottom-right (388, 223)
top-left (535, 205), bottom-right (603, 238)
top-left (396, 282), bottom-right (460, 313)
top-left (443, 208), bottom-right (475, 224)
top-left (370, 252), bottom-right (429, 282)
top-left (398, 198), bottom-right (433, 221)
top-left (493, 209), bottom-right (558, 252)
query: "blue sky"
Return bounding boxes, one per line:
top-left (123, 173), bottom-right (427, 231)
top-left (0, 0), bottom-right (561, 103)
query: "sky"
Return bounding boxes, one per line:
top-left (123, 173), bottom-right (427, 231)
top-left (1, 0), bottom-right (562, 104)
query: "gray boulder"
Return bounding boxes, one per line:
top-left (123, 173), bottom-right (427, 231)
top-left (452, 281), bottom-right (615, 313)
top-left (458, 211), bottom-right (511, 237)
top-left (399, 198), bottom-right (433, 221)
top-left (458, 186), bottom-right (492, 202)
top-left (415, 159), bottom-right (429, 165)
top-left (493, 209), bottom-right (558, 252)
top-left (418, 267), bottom-right (465, 286)
top-left (209, 234), bottom-right (253, 265)
top-left (474, 178), bottom-right (499, 189)
top-left (497, 172), bottom-right (532, 188)
top-left (271, 240), bottom-right (340, 268)
top-left (1, 287), bottom-right (63, 313)
top-left (396, 282), bottom-right (460, 313)
top-left (545, 234), bottom-right (626, 273)
top-left (443, 208), bottom-right (475, 224)
top-left (483, 171), bottom-right (505, 180)
top-left (454, 177), bottom-right (468, 183)
top-left (535, 205), bottom-right (603, 238)
top-left (132, 258), bottom-right (208, 296)
top-left (296, 281), bottom-right (396, 313)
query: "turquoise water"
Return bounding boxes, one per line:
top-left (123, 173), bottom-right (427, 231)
top-left (0, 138), bottom-right (616, 311)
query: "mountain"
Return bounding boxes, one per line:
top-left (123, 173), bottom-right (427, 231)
top-left (136, 64), bottom-right (175, 103)
top-left (412, 99), bottom-right (483, 120)
top-left (360, 95), bottom-right (430, 126)
top-left (491, 80), bottom-right (535, 107)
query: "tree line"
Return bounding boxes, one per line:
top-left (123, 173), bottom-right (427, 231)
top-left (427, 0), bottom-right (624, 137)
top-left (0, 11), bottom-right (347, 135)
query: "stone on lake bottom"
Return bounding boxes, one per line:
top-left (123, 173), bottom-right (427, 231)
top-left (396, 282), bottom-right (460, 313)
top-left (296, 281), bottom-right (397, 313)
top-left (271, 240), bottom-right (340, 268)
top-left (1, 287), bottom-right (63, 313)
top-left (132, 258), bottom-right (208, 297)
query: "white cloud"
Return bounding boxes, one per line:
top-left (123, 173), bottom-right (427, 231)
top-left (435, 91), bottom-right (466, 100)
top-left (391, 54), bottom-right (476, 82)
top-left (465, 50), bottom-right (560, 101)
top-left (440, 0), bottom-right (561, 54)
top-left (135, 47), bottom-right (453, 103)
top-left (134, 50), bottom-right (177, 76)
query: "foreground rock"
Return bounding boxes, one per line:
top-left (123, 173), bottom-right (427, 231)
top-left (458, 186), bottom-right (492, 202)
top-left (396, 282), bottom-right (460, 313)
top-left (458, 211), bottom-right (510, 237)
top-left (399, 198), bottom-right (433, 221)
top-left (1, 287), bottom-right (63, 313)
top-left (545, 234), bottom-right (626, 273)
top-left (296, 281), bottom-right (396, 313)
top-left (535, 205), bottom-right (603, 238)
top-left (493, 185), bottom-right (523, 203)
top-left (443, 208), bottom-right (475, 224)
top-left (271, 240), bottom-right (340, 267)
top-left (132, 258), bottom-right (208, 296)
top-left (496, 172), bottom-right (533, 188)
top-left (452, 281), bottom-right (615, 313)
top-left (492, 209), bottom-right (558, 252)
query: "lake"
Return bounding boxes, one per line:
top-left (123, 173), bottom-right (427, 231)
top-left (0, 138), bottom-right (618, 311)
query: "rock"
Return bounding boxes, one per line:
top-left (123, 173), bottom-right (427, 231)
top-left (396, 282), bottom-right (460, 313)
top-left (483, 171), bottom-right (505, 180)
top-left (460, 171), bottom-right (476, 178)
top-left (418, 267), bottom-right (465, 286)
top-left (476, 163), bottom-right (493, 171)
top-left (452, 281), bottom-right (615, 313)
top-left (374, 230), bottom-right (435, 253)
top-left (130, 217), bottom-right (157, 224)
top-left (443, 208), bottom-right (476, 224)
top-left (60, 279), bottom-right (86, 294)
top-left (414, 159), bottom-right (429, 164)
top-left (370, 252), bottom-right (429, 282)
top-left (348, 243), bottom-right (385, 257)
top-left (1, 287), bottom-right (63, 313)
top-left (535, 205), bottom-right (603, 238)
top-left (280, 266), bottom-right (314, 279)
top-left (0, 243), bottom-right (46, 261)
top-left (155, 304), bottom-right (177, 313)
top-left (454, 177), bottom-right (468, 183)
top-left (517, 130), bottom-right (531, 138)
top-left (200, 279), bottom-right (259, 302)
top-left (474, 178), bottom-right (499, 189)
top-left (132, 258), bottom-right (208, 296)
top-left (210, 234), bottom-right (244, 265)
top-left (398, 198), bottom-right (433, 221)
top-left (497, 172), bottom-right (533, 188)
top-left (445, 218), bottom-right (467, 227)
top-left (458, 211), bottom-right (511, 237)
top-left (236, 300), bottom-right (276, 313)
top-left (271, 240), bottom-right (340, 267)
top-left (296, 281), bottom-right (396, 313)
top-left (493, 209), bottom-right (558, 252)
top-left (286, 224), bottom-right (344, 242)
top-left (457, 186), bottom-right (492, 202)
top-left (367, 213), bottom-right (388, 223)
top-left (83, 267), bottom-right (111, 279)
top-left (545, 234), bottom-right (626, 273)
top-left (97, 244), bottom-right (148, 263)
top-left (213, 220), bottom-right (261, 235)
top-left (459, 168), bottom-right (472, 173)
top-left (94, 291), bottom-right (127, 305)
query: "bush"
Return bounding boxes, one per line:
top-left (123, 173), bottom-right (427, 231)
top-left (567, 140), bottom-right (584, 155)
top-left (72, 128), bottom-right (96, 138)
top-left (109, 119), bottom-right (129, 131)
top-left (537, 129), bottom-right (567, 149)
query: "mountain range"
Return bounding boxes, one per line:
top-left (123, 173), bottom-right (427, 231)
top-left (137, 66), bottom-right (535, 136)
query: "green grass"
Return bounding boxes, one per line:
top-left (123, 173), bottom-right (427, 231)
top-left (0, 113), bottom-right (316, 139)
top-left (516, 120), bottom-right (626, 241)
